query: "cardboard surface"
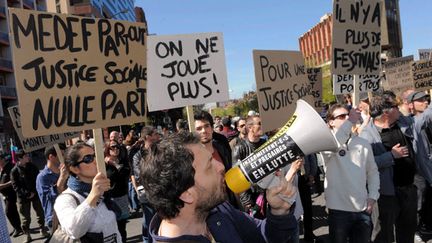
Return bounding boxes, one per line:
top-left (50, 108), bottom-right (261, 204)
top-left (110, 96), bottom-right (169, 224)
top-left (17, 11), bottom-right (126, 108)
top-left (147, 32), bottom-right (229, 111)
top-left (8, 105), bottom-right (79, 152)
top-left (9, 8), bottom-right (148, 137)
top-left (332, 0), bottom-right (381, 75)
top-left (253, 50), bottom-right (314, 133)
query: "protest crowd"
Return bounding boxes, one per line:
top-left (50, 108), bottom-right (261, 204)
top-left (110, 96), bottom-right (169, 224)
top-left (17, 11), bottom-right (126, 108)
top-left (0, 1), bottom-right (431, 243)
top-left (0, 88), bottom-right (431, 243)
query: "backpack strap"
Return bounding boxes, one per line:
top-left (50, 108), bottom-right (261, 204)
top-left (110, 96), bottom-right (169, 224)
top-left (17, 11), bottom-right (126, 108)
top-left (51, 193), bottom-right (81, 232)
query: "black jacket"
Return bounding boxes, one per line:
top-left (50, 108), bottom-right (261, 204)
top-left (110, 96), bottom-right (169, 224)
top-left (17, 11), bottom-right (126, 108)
top-left (10, 162), bottom-right (39, 200)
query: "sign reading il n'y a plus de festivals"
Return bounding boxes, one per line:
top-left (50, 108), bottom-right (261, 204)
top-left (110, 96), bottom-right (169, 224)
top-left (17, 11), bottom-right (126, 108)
top-left (146, 33), bottom-right (229, 111)
top-left (9, 8), bottom-right (147, 137)
top-left (332, 0), bottom-right (381, 75)
top-left (382, 55), bottom-right (414, 95)
top-left (8, 106), bottom-right (79, 152)
top-left (253, 50), bottom-right (315, 133)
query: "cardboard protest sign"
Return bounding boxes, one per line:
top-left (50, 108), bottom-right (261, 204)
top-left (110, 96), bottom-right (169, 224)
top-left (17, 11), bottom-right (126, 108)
top-left (9, 8), bottom-right (147, 137)
top-left (382, 56), bottom-right (414, 95)
top-left (147, 33), bottom-right (229, 111)
top-left (8, 106), bottom-right (79, 152)
top-left (412, 59), bottom-right (432, 91)
top-left (419, 49), bottom-right (432, 60)
top-left (307, 67), bottom-right (323, 112)
top-left (253, 50), bottom-right (315, 133)
top-left (333, 74), bottom-right (381, 95)
top-left (332, 0), bottom-right (381, 75)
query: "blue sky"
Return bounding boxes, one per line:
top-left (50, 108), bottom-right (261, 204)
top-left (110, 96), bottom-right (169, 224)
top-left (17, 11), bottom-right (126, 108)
top-left (136, 0), bottom-right (432, 99)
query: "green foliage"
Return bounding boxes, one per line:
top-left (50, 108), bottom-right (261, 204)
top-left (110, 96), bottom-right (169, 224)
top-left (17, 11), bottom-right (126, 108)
top-left (210, 91), bottom-right (259, 117)
top-left (320, 63), bottom-right (336, 104)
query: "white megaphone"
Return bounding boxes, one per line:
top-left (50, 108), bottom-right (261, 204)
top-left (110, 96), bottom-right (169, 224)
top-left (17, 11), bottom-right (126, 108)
top-left (225, 99), bottom-right (338, 194)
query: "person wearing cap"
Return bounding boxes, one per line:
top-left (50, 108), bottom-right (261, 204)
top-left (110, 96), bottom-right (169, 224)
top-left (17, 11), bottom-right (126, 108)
top-left (35, 145), bottom-right (68, 233)
top-left (0, 153), bottom-right (22, 237)
top-left (406, 90), bottom-right (432, 235)
top-left (142, 132), bottom-right (298, 243)
top-left (10, 149), bottom-right (48, 242)
top-left (359, 91), bottom-right (422, 242)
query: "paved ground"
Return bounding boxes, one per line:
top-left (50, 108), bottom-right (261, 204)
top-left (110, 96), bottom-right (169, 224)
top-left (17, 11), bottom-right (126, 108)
top-left (5, 193), bottom-right (432, 242)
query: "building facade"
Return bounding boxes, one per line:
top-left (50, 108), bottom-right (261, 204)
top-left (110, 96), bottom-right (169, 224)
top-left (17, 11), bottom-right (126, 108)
top-left (299, 0), bottom-right (403, 65)
top-left (299, 14), bottom-right (332, 67)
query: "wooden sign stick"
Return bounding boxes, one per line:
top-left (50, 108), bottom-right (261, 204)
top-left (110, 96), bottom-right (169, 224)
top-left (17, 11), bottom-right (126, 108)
top-left (53, 144), bottom-right (64, 164)
top-left (93, 128), bottom-right (106, 176)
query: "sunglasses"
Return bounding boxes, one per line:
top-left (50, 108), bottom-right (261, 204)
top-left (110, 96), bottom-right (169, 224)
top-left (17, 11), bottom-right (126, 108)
top-left (75, 154), bottom-right (95, 165)
top-left (239, 124), bottom-right (246, 128)
top-left (332, 113), bottom-right (349, 120)
top-left (110, 145), bottom-right (120, 150)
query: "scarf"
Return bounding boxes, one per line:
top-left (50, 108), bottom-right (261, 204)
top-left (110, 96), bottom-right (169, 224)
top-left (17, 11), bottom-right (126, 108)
top-left (67, 175), bottom-right (92, 198)
top-left (67, 175), bottom-right (122, 219)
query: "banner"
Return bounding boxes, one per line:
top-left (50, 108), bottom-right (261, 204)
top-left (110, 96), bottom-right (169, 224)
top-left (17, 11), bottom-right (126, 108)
top-left (333, 74), bottom-right (381, 95)
top-left (307, 67), bottom-right (323, 111)
top-left (147, 32), bottom-right (229, 111)
top-left (8, 106), bottom-right (79, 152)
top-left (253, 50), bottom-right (314, 132)
top-left (419, 49), bottom-right (432, 60)
top-left (332, 0), bottom-right (381, 75)
top-left (382, 56), bottom-right (414, 95)
top-left (9, 8), bottom-right (147, 137)
top-left (412, 59), bottom-right (432, 91)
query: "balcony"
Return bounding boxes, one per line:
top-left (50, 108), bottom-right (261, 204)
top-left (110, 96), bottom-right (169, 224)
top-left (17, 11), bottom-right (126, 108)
top-left (0, 32), bottom-right (9, 46)
top-left (0, 59), bottom-right (13, 73)
top-left (73, 2), bottom-right (92, 16)
top-left (0, 86), bottom-right (16, 99)
top-left (0, 7), bottom-right (5, 19)
top-left (23, 0), bottom-right (34, 9)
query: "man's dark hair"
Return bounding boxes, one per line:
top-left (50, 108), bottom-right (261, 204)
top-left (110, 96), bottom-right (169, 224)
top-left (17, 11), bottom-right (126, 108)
top-left (44, 146), bottom-right (57, 160)
top-left (382, 90), bottom-right (396, 100)
top-left (176, 119), bottom-right (188, 132)
top-left (222, 117), bottom-right (231, 127)
top-left (194, 110), bottom-right (214, 127)
top-left (234, 117), bottom-right (246, 128)
top-left (141, 132), bottom-right (199, 219)
top-left (370, 96), bottom-right (397, 118)
top-left (141, 126), bottom-right (156, 138)
top-left (325, 103), bottom-right (348, 122)
top-left (44, 144), bottom-right (66, 160)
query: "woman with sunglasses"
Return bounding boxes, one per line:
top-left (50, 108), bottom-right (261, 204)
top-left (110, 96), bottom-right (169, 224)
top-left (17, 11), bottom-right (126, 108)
top-left (53, 142), bottom-right (122, 242)
top-left (104, 140), bottom-right (131, 243)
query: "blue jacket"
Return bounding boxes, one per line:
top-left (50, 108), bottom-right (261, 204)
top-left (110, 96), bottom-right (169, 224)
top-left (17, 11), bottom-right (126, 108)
top-left (35, 165), bottom-right (59, 227)
top-left (411, 105), bottom-right (432, 185)
top-left (149, 202), bottom-right (297, 243)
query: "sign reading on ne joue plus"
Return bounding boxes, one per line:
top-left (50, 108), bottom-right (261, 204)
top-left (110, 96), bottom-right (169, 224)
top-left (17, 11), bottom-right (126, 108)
top-left (9, 8), bottom-right (148, 137)
top-left (147, 32), bottom-right (229, 111)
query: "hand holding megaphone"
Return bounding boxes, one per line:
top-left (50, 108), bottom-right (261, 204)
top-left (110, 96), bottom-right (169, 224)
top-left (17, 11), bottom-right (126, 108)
top-left (266, 167), bottom-right (299, 215)
top-left (225, 100), bottom-right (338, 195)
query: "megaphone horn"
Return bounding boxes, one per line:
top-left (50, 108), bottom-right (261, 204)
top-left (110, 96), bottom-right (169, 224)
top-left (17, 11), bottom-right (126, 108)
top-left (225, 99), bottom-right (338, 194)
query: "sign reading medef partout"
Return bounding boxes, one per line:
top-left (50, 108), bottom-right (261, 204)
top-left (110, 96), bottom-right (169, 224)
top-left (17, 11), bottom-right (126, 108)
top-left (9, 8), bottom-right (148, 137)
